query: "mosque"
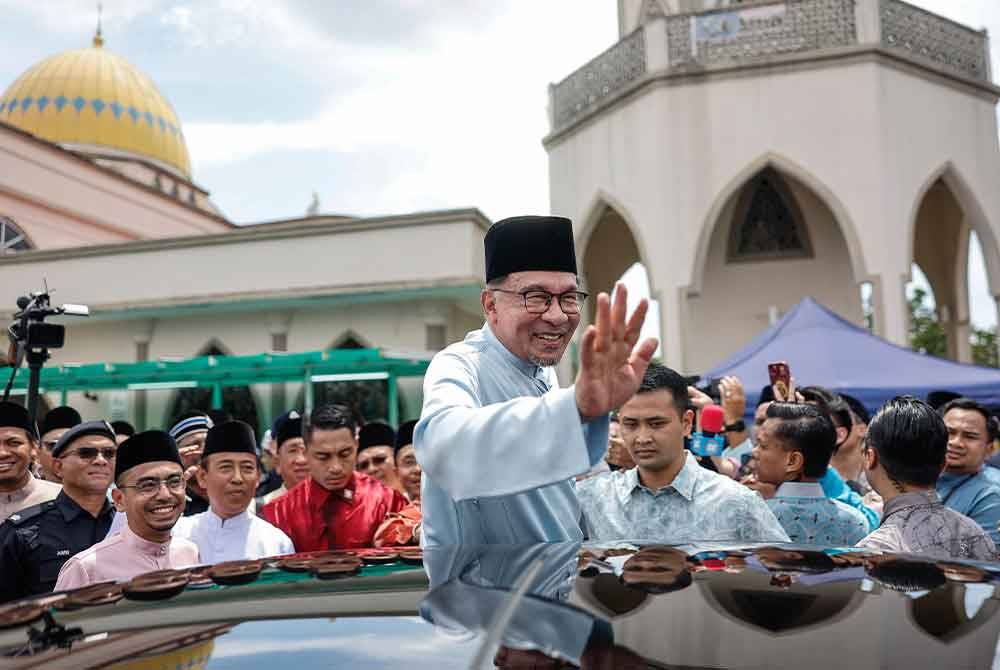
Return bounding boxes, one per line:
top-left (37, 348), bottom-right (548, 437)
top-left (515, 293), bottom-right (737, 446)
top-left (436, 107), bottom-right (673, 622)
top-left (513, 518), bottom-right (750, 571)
top-left (0, 0), bottom-right (998, 431)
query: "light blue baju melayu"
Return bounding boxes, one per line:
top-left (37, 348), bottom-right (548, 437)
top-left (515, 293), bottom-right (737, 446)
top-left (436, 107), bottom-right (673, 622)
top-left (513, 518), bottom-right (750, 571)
top-left (415, 324), bottom-right (608, 546)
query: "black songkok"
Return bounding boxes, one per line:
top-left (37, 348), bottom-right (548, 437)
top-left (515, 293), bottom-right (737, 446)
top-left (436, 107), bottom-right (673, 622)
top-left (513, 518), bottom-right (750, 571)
top-left (52, 420), bottom-right (116, 457)
top-left (203, 420), bottom-right (257, 458)
top-left (358, 422), bottom-right (395, 454)
top-left (484, 216), bottom-right (577, 283)
top-left (41, 406), bottom-right (81, 436)
top-left (273, 410), bottom-right (303, 450)
top-left (0, 401), bottom-right (37, 440)
top-left (115, 430), bottom-right (181, 481)
top-left (395, 420), bottom-right (417, 456)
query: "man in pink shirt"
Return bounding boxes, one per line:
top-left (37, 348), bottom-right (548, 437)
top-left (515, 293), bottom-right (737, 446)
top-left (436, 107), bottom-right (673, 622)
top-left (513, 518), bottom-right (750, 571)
top-left (55, 430), bottom-right (199, 590)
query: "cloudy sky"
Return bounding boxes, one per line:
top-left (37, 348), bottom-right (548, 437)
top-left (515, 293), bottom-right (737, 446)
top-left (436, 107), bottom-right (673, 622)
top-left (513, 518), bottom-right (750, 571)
top-left (1, 0), bottom-right (999, 330)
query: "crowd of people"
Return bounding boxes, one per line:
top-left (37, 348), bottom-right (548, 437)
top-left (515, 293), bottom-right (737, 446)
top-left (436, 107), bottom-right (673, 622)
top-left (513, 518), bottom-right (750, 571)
top-left (2, 214), bottom-right (1000, 607)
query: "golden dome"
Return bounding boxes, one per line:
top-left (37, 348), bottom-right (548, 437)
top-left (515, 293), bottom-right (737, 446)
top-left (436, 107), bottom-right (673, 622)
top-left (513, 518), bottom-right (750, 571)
top-left (0, 38), bottom-right (191, 178)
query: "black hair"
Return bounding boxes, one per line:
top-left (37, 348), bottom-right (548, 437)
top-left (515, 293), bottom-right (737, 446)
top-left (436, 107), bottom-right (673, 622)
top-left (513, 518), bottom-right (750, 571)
top-left (758, 385), bottom-right (775, 406)
top-left (304, 403), bottom-right (358, 443)
top-left (622, 569), bottom-right (692, 595)
top-left (839, 393), bottom-right (870, 426)
top-left (866, 559), bottom-right (946, 592)
top-left (110, 420), bottom-right (136, 437)
top-left (867, 396), bottom-right (947, 487)
top-left (765, 403), bottom-right (837, 478)
top-left (635, 363), bottom-right (690, 417)
top-left (799, 386), bottom-right (853, 431)
top-left (939, 398), bottom-right (999, 442)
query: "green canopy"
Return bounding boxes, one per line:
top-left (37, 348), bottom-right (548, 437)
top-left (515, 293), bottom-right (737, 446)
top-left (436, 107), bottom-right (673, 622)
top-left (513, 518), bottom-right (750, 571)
top-left (13, 348), bottom-right (431, 428)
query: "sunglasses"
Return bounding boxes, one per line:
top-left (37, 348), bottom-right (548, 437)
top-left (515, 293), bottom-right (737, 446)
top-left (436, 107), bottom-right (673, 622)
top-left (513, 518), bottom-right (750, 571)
top-left (61, 447), bottom-right (117, 461)
top-left (357, 454), bottom-right (390, 469)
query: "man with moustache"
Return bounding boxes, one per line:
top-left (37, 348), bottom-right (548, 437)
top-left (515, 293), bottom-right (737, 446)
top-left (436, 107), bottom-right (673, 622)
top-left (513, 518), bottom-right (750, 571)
top-left (174, 421), bottom-right (293, 562)
top-left (54, 430), bottom-right (199, 590)
top-left (0, 421), bottom-right (117, 601)
top-left (416, 215), bottom-right (658, 546)
top-left (258, 410), bottom-right (310, 506)
top-left (0, 402), bottom-right (60, 522)
top-left (936, 398), bottom-right (1000, 545)
top-left (36, 405), bottom-right (81, 483)
top-left (262, 404), bottom-right (406, 551)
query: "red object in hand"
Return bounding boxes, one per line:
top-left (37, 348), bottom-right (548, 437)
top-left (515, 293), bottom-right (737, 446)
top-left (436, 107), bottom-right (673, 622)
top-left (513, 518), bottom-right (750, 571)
top-left (701, 404), bottom-right (725, 435)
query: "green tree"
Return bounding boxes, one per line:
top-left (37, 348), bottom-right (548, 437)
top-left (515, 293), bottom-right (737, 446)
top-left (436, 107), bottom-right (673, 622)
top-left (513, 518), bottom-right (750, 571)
top-left (972, 327), bottom-right (999, 368)
top-left (907, 287), bottom-right (947, 357)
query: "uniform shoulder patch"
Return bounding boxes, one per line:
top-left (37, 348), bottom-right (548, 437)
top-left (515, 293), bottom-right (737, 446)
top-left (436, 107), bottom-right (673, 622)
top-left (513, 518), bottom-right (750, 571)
top-left (6, 500), bottom-right (56, 526)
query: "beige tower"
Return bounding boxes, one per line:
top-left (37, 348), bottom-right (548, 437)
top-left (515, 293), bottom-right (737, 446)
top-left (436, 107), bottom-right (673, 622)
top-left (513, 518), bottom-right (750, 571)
top-left (547, 0), bottom-right (1000, 372)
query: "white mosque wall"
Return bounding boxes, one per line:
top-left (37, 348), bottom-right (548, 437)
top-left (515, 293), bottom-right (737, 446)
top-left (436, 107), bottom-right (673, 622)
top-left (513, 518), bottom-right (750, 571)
top-left (549, 49), bottom-right (1000, 372)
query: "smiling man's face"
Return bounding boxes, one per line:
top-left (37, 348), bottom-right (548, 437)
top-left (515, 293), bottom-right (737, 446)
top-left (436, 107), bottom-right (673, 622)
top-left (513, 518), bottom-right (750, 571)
top-left (114, 461), bottom-right (186, 541)
top-left (482, 270), bottom-right (580, 367)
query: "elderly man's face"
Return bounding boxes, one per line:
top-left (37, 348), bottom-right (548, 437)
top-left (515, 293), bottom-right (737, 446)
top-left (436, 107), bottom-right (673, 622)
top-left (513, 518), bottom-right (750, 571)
top-left (482, 271), bottom-right (580, 367)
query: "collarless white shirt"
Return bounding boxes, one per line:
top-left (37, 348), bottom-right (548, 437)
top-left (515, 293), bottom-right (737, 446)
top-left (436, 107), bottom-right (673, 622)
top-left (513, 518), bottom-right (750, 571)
top-left (173, 507), bottom-right (294, 564)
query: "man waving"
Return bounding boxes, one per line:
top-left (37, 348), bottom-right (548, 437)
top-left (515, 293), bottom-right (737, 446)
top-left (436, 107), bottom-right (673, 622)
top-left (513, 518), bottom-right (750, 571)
top-left (415, 215), bottom-right (658, 546)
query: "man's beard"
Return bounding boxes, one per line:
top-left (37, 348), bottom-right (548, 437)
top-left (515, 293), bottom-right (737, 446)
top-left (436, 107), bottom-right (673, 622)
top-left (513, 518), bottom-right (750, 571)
top-left (528, 355), bottom-right (559, 367)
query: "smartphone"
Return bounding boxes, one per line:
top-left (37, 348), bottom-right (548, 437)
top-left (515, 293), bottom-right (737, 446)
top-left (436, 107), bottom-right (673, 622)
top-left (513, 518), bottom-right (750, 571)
top-left (768, 361), bottom-right (791, 398)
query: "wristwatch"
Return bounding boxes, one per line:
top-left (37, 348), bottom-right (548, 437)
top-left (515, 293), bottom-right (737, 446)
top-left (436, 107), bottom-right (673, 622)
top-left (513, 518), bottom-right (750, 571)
top-left (724, 420), bottom-right (746, 432)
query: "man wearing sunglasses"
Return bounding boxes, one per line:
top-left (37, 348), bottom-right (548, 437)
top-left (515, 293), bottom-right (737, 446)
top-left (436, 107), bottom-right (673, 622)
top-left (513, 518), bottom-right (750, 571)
top-left (54, 430), bottom-right (199, 591)
top-left (0, 420), bottom-right (118, 602)
top-left (357, 422), bottom-right (403, 494)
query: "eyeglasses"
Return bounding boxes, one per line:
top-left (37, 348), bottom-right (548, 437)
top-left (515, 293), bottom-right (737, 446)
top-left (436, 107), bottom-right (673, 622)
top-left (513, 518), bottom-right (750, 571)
top-left (119, 474), bottom-right (185, 496)
top-left (491, 289), bottom-right (589, 315)
top-left (62, 447), bottom-right (117, 461)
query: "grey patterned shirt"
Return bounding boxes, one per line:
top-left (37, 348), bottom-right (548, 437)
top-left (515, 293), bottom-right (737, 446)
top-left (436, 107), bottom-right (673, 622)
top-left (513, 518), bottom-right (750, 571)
top-left (575, 452), bottom-right (790, 544)
top-left (856, 490), bottom-right (996, 561)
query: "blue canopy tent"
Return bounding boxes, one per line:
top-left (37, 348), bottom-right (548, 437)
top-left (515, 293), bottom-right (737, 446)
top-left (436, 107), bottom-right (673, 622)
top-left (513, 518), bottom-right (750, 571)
top-left (701, 297), bottom-right (1000, 417)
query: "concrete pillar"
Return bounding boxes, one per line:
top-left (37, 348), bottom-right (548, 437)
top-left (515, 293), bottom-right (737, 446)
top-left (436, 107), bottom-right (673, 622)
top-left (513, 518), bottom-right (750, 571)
top-left (267, 312), bottom-right (293, 425)
top-left (132, 319), bottom-right (155, 431)
top-left (878, 271), bottom-right (911, 348)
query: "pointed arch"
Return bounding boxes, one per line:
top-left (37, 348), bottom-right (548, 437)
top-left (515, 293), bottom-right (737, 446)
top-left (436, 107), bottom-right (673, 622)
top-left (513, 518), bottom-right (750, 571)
top-left (906, 161), bottom-right (1000, 297)
top-left (330, 329), bottom-right (372, 350)
top-left (166, 338), bottom-right (261, 432)
top-left (576, 190), bottom-right (654, 290)
top-left (688, 153), bottom-right (869, 296)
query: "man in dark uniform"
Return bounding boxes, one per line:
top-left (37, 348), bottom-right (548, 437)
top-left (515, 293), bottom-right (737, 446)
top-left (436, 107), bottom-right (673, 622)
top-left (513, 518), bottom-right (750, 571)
top-left (0, 420), bottom-right (117, 602)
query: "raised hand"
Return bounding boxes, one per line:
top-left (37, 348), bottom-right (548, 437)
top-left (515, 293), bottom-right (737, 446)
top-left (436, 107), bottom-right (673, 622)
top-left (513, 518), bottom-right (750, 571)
top-left (575, 283), bottom-right (659, 421)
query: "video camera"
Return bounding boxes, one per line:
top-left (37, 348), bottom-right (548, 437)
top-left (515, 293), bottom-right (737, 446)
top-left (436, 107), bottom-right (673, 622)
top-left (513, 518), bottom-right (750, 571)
top-left (3, 287), bottom-right (89, 422)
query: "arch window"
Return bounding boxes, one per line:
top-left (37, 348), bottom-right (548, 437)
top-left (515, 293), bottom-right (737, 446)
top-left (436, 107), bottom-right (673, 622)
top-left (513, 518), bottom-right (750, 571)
top-left (727, 168), bottom-right (813, 262)
top-left (0, 217), bottom-right (32, 254)
top-left (167, 343), bottom-right (260, 432)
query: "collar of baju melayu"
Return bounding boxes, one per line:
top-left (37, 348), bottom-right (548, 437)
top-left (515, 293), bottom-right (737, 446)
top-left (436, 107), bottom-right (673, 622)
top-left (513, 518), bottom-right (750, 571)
top-left (482, 322), bottom-right (547, 383)
top-left (774, 481), bottom-right (825, 498)
top-left (206, 507), bottom-right (253, 529)
top-left (881, 489), bottom-right (940, 519)
top-left (622, 451), bottom-right (699, 504)
top-left (121, 519), bottom-right (175, 555)
top-left (3, 474), bottom-right (38, 503)
top-left (305, 473), bottom-right (357, 510)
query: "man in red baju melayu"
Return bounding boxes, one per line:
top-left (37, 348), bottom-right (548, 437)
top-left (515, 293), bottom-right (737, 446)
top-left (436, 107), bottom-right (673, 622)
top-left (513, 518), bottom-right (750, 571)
top-left (262, 404), bottom-right (406, 551)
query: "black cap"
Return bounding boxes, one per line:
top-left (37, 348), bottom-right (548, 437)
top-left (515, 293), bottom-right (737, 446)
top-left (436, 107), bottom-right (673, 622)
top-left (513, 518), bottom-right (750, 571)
top-left (52, 420), bottom-right (117, 457)
top-left (0, 401), bottom-right (37, 440)
top-left (203, 420), bottom-right (257, 458)
top-left (41, 406), bottom-right (81, 436)
top-left (110, 420), bottom-right (136, 438)
top-left (484, 216), bottom-right (577, 282)
top-left (358, 422), bottom-right (395, 454)
top-left (272, 410), bottom-right (303, 450)
top-left (114, 430), bottom-right (182, 481)
top-left (395, 420), bottom-right (417, 455)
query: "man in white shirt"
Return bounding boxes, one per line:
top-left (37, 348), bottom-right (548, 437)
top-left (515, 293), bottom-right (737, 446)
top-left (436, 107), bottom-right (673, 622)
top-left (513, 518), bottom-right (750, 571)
top-left (174, 421), bottom-right (293, 563)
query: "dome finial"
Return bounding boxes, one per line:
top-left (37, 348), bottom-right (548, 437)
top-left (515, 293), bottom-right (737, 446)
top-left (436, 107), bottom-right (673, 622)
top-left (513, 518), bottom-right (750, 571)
top-left (92, 2), bottom-right (104, 47)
